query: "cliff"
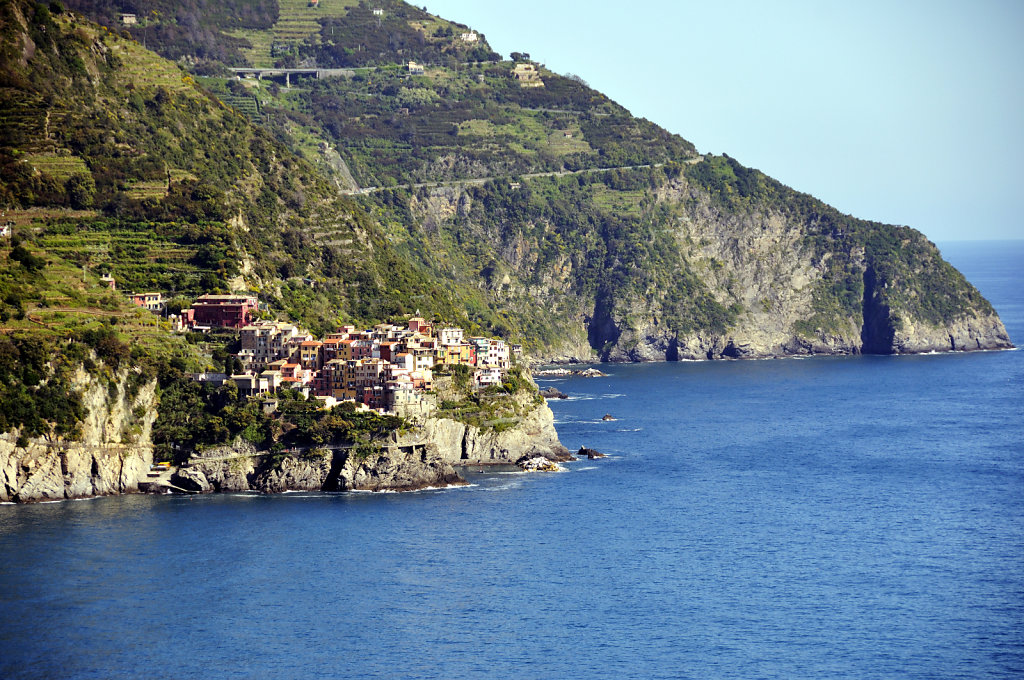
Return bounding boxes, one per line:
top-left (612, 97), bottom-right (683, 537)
top-left (2, 1), bottom-right (1012, 361)
top-left (4, 385), bottom-right (567, 502)
top-left (0, 367), bottom-right (158, 503)
top-left (168, 399), bottom-right (568, 495)
top-left (393, 172), bottom-right (1011, 364)
top-left (584, 176), bottom-right (1013, 361)
top-left (416, 399), bottom-right (569, 466)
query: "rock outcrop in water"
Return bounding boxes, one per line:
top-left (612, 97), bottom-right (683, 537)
top-left (167, 399), bottom-right (569, 495)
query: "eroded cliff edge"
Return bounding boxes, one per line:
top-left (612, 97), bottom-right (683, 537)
top-left (170, 385), bottom-right (569, 495)
top-left (2, 370), bottom-right (569, 502)
top-left (403, 168), bottom-right (1013, 364)
top-left (1, 367), bottom-right (158, 503)
top-left (590, 179), bottom-right (1013, 361)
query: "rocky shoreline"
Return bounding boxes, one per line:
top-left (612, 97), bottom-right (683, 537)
top-left (163, 402), bottom-right (571, 497)
top-left (5, 336), bottom-right (1015, 503)
top-left (534, 334), bottom-right (1015, 366)
top-left (1, 378), bottom-right (572, 502)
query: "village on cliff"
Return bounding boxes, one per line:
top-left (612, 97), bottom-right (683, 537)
top-left (127, 290), bottom-right (521, 419)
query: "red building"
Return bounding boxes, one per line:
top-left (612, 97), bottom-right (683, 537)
top-left (188, 294), bottom-right (258, 328)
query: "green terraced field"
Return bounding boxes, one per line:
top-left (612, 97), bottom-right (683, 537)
top-left (592, 187), bottom-right (646, 216)
top-left (123, 180), bottom-right (169, 200)
top-left (218, 94), bottom-right (261, 121)
top-left (24, 153), bottom-right (91, 179)
top-left (33, 223), bottom-right (227, 295)
top-left (229, 0), bottom-right (360, 67)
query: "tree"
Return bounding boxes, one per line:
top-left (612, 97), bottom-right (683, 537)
top-left (66, 174), bottom-right (95, 209)
top-left (9, 242), bottom-right (46, 272)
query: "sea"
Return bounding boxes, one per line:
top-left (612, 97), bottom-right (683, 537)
top-left (1, 240), bottom-right (1022, 680)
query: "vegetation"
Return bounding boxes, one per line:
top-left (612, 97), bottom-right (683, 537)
top-left (62, 0), bottom-right (279, 68)
top-left (0, 333), bottom-right (84, 445)
top-left (249, 64), bottom-right (694, 188)
top-left (312, 1), bottom-right (499, 69)
top-left (432, 366), bottom-right (540, 431)
top-left (0, 0), bottom-right (1004, 451)
top-left (152, 380), bottom-right (406, 464)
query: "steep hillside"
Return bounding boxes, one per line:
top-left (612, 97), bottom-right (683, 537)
top-left (5, 0), bottom-right (1014, 363)
top-left (106, 0), bottom-right (1005, 360)
top-left (0, 0), bottom-right (512, 338)
top-left (0, 1), bottom-right (569, 501)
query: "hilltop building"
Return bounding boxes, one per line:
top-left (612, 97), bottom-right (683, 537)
top-left (511, 63), bottom-right (544, 88)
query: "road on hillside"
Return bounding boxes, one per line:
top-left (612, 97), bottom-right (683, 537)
top-left (337, 162), bottom-right (688, 196)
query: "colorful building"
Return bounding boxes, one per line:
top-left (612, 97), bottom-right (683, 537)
top-left (188, 294), bottom-right (258, 329)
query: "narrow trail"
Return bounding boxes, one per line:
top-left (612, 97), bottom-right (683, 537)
top-left (338, 162), bottom-right (682, 196)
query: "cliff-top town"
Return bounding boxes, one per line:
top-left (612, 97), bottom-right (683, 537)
top-left (139, 292), bottom-right (520, 419)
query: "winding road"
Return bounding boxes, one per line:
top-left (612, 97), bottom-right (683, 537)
top-left (337, 161), bottom-right (688, 196)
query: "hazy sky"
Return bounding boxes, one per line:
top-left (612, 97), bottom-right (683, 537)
top-left (421, 0), bottom-right (1024, 241)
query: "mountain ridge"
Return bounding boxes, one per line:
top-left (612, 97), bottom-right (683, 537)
top-left (3, 0), bottom-right (1013, 362)
top-left (0, 0), bottom-right (1012, 500)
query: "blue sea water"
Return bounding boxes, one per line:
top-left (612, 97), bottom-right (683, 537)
top-left (1, 241), bottom-right (1022, 680)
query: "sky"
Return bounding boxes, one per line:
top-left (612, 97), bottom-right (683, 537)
top-left (420, 0), bottom-right (1024, 241)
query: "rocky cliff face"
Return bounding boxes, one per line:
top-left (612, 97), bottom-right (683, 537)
top-left (407, 174), bottom-right (1011, 364)
top-left (414, 402), bottom-right (569, 466)
top-left (3, 361), bottom-right (568, 502)
top-left (172, 438), bottom-right (463, 494)
top-left (169, 399), bottom-right (568, 495)
top-left (0, 367), bottom-right (158, 503)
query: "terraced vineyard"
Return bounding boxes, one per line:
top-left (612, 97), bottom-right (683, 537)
top-left (217, 93), bottom-right (262, 121)
top-left (35, 220), bottom-right (236, 294)
top-left (0, 92), bottom-right (66, 150)
top-left (229, 0), bottom-right (360, 67)
top-left (123, 180), bottom-right (169, 201)
top-left (105, 33), bottom-right (198, 94)
top-left (23, 153), bottom-right (90, 180)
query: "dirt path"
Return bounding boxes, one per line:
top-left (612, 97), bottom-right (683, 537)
top-left (339, 162), bottom-right (670, 196)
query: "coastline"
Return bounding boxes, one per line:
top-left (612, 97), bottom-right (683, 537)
top-left (534, 342), bottom-right (1016, 367)
top-left (1, 397), bottom-right (571, 503)
top-left (4, 328), bottom-right (1015, 504)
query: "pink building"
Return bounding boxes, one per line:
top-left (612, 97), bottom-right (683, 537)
top-left (189, 294), bottom-right (258, 328)
top-left (129, 292), bottom-right (165, 312)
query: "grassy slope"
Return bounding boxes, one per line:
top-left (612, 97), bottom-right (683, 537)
top-left (0, 1), bottom-right (549, 340)
top-left (7, 0), bottom-right (1004, 363)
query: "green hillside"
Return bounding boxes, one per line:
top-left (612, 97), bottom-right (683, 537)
top-left (0, 0), bottom-right (1011, 455)
top-left (2, 0), bottom-right (1011, 368)
top-left (0, 0), bottom-right (507, 335)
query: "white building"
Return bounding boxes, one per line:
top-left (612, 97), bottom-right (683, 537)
top-left (470, 337), bottom-right (510, 370)
top-left (437, 327), bottom-right (465, 347)
top-left (474, 367), bottom-right (503, 388)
